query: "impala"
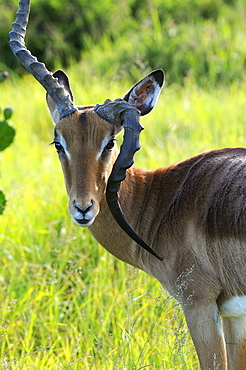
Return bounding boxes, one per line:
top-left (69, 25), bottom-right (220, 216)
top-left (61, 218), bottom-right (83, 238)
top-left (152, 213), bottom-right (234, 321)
top-left (9, 0), bottom-right (246, 368)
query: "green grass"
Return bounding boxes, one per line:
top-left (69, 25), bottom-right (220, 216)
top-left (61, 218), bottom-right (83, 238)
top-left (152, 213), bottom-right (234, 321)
top-left (0, 72), bottom-right (245, 369)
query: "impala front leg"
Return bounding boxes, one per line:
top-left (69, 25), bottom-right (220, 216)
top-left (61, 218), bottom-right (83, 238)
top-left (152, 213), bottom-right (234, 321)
top-left (223, 316), bottom-right (246, 370)
top-left (184, 302), bottom-right (227, 370)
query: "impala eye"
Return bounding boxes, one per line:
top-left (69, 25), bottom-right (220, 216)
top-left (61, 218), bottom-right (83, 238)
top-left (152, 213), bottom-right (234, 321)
top-left (105, 139), bottom-right (115, 150)
top-left (51, 141), bottom-right (64, 152)
top-left (55, 142), bottom-right (63, 152)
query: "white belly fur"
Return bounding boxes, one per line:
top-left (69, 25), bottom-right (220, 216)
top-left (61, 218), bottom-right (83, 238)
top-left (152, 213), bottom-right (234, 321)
top-left (219, 296), bottom-right (246, 317)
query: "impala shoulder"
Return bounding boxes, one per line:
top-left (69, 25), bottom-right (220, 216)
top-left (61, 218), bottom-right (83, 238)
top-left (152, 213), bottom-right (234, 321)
top-left (158, 148), bottom-right (246, 219)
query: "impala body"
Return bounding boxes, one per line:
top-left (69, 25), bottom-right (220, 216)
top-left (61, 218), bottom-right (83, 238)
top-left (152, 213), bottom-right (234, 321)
top-left (9, 0), bottom-right (246, 368)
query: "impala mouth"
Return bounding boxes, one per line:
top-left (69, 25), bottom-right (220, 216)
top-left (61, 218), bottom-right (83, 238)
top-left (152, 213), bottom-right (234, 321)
top-left (69, 201), bottom-right (98, 227)
top-left (73, 217), bottom-right (94, 227)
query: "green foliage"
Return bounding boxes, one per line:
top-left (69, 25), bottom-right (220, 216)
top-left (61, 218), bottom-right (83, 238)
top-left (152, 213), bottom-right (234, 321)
top-left (0, 109), bottom-right (15, 151)
top-left (0, 190), bottom-right (6, 214)
top-left (0, 72), bottom-right (15, 215)
top-left (3, 0), bottom-right (118, 71)
top-left (3, 0), bottom-right (246, 86)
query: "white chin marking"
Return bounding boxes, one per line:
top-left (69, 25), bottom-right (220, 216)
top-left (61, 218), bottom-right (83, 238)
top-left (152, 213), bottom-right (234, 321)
top-left (73, 217), bottom-right (94, 227)
top-left (219, 296), bottom-right (246, 317)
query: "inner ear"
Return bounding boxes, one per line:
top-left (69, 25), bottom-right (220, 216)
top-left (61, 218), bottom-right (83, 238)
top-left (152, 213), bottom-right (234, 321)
top-left (123, 69), bottom-right (164, 116)
top-left (46, 70), bottom-right (74, 124)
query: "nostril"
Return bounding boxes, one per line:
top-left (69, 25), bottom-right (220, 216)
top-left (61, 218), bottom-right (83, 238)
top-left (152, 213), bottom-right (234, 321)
top-left (73, 200), bottom-right (93, 214)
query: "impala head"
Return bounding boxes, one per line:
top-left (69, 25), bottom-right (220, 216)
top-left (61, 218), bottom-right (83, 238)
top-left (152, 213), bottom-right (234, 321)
top-left (9, 0), bottom-right (164, 259)
top-left (47, 69), bottom-right (164, 227)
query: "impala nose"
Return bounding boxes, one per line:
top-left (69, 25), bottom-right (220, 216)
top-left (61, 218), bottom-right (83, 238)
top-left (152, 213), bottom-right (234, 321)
top-left (71, 199), bottom-right (95, 227)
top-left (74, 200), bottom-right (93, 214)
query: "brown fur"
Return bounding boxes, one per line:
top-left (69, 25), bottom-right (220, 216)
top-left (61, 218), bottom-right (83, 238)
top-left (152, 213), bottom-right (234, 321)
top-left (53, 108), bottom-right (246, 369)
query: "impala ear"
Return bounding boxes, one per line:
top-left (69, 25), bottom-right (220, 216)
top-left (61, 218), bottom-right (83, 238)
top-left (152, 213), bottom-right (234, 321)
top-left (46, 70), bottom-right (74, 124)
top-left (123, 69), bottom-right (164, 116)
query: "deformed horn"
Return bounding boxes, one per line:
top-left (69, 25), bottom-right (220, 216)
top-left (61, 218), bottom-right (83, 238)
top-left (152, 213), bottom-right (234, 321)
top-left (94, 99), bottom-right (163, 261)
top-left (9, 0), bottom-right (77, 120)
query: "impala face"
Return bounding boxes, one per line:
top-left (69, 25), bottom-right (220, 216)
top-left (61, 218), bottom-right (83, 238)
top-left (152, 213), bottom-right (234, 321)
top-left (46, 69), bottom-right (163, 235)
top-left (53, 109), bottom-right (122, 226)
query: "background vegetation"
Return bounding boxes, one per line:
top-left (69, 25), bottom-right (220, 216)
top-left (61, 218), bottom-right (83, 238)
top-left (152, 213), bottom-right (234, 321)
top-left (0, 72), bottom-right (15, 216)
top-left (1, 0), bottom-right (246, 86)
top-left (0, 0), bottom-right (246, 368)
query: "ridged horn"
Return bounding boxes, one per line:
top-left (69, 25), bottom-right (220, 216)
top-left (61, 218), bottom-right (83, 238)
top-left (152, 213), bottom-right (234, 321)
top-left (9, 0), bottom-right (77, 120)
top-left (94, 99), bottom-right (163, 261)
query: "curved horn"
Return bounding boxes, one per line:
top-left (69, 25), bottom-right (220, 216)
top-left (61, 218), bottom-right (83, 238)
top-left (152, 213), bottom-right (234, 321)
top-left (94, 99), bottom-right (163, 261)
top-left (9, 0), bottom-right (77, 120)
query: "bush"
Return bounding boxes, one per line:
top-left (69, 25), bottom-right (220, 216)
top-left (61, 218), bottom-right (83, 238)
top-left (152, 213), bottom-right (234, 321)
top-left (3, 0), bottom-right (118, 71)
top-left (2, 0), bottom-right (246, 85)
top-left (0, 72), bottom-right (15, 215)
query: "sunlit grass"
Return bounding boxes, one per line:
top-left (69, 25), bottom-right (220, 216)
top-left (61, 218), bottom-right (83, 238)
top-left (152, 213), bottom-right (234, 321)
top-left (0, 72), bottom-right (245, 368)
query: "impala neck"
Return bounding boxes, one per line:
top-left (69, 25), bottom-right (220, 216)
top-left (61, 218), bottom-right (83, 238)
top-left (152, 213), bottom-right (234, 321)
top-left (88, 164), bottom-right (179, 273)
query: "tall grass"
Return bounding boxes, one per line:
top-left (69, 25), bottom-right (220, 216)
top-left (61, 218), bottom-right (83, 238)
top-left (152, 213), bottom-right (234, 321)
top-left (0, 71), bottom-right (245, 368)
